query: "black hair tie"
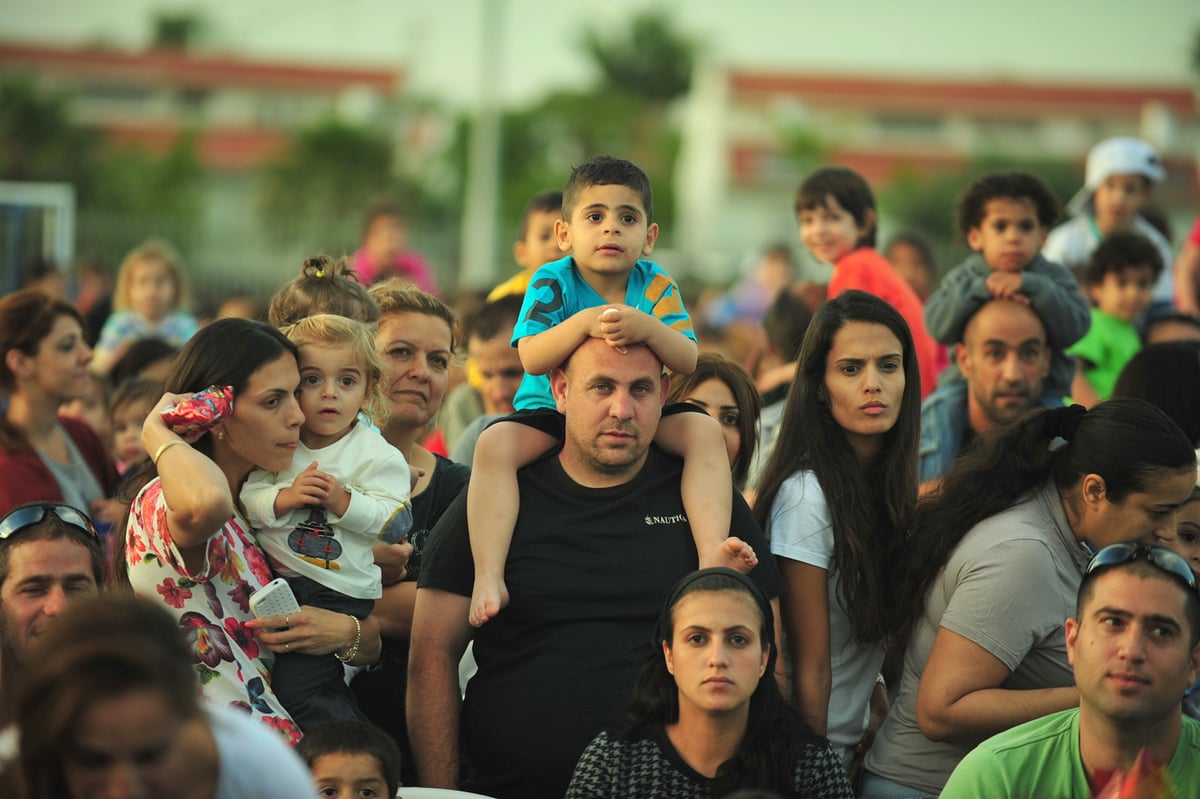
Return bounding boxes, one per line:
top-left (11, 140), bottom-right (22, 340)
top-left (1045, 404), bottom-right (1087, 441)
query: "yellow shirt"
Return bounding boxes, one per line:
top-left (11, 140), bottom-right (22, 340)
top-left (487, 270), bottom-right (534, 302)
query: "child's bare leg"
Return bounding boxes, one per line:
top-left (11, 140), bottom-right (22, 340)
top-left (467, 420), bottom-right (557, 626)
top-left (656, 412), bottom-right (756, 573)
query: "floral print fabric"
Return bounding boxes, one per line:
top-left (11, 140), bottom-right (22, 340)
top-left (125, 479), bottom-right (301, 744)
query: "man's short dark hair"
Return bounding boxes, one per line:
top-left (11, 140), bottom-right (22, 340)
top-left (956, 171), bottom-right (1061, 236)
top-left (0, 514), bottom-right (104, 588)
top-left (562, 156), bottom-right (653, 223)
top-left (1084, 231), bottom-right (1165, 285)
top-left (1076, 559), bottom-right (1200, 648)
top-left (466, 295), bottom-right (524, 343)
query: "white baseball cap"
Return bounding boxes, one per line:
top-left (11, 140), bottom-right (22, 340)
top-left (1067, 137), bottom-right (1165, 215)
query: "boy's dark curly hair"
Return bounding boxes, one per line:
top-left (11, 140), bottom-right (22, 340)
top-left (956, 171), bottom-right (1061, 236)
top-left (1084, 230), bottom-right (1164, 285)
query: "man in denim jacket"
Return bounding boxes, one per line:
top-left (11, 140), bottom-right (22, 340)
top-left (919, 300), bottom-right (1060, 486)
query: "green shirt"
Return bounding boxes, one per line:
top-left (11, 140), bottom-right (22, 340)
top-left (942, 709), bottom-right (1200, 798)
top-left (1066, 308), bottom-right (1141, 400)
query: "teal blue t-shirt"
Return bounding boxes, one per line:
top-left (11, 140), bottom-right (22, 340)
top-left (510, 256), bottom-right (695, 409)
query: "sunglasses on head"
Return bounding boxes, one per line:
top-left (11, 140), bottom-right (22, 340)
top-left (0, 504), bottom-right (99, 543)
top-left (1085, 542), bottom-right (1197, 592)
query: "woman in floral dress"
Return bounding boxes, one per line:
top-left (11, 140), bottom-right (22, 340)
top-left (115, 318), bottom-right (380, 743)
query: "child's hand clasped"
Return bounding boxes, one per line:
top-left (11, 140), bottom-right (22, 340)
top-left (597, 305), bottom-right (656, 352)
top-left (985, 271), bottom-right (1029, 303)
top-left (277, 460), bottom-right (340, 513)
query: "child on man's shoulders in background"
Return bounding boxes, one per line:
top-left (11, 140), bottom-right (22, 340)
top-left (924, 171), bottom-right (1090, 402)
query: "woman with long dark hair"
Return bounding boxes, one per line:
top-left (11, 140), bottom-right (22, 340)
top-left (566, 568), bottom-right (853, 798)
top-left (754, 290), bottom-right (920, 776)
top-left (114, 318), bottom-right (380, 743)
top-left (862, 398), bottom-right (1196, 797)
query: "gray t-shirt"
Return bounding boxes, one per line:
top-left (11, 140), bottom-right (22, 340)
top-left (37, 422), bottom-right (104, 512)
top-left (865, 480), bottom-right (1093, 794)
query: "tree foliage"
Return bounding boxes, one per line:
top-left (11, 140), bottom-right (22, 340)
top-left (583, 10), bottom-right (696, 103)
top-left (483, 11), bottom-right (699, 249)
top-left (0, 77), bottom-right (97, 185)
top-left (0, 76), bottom-right (205, 255)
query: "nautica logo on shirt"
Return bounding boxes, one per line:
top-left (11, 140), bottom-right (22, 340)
top-left (644, 513), bottom-right (687, 526)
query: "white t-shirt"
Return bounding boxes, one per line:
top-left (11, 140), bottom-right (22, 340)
top-left (242, 423), bottom-right (412, 599)
top-left (211, 704), bottom-right (315, 798)
top-left (1043, 214), bottom-right (1175, 304)
top-left (767, 470), bottom-right (883, 750)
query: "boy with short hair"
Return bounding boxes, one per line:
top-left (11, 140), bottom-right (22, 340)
top-left (467, 156), bottom-right (753, 628)
top-left (1068, 231), bottom-right (1164, 405)
top-left (925, 171), bottom-right (1090, 400)
top-left (1044, 136), bottom-right (1174, 306)
top-left (298, 719), bottom-right (403, 799)
top-left (489, 190), bottom-right (568, 301)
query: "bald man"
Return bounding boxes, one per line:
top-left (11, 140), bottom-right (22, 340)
top-left (919, 300), bottom-right (1057, 485)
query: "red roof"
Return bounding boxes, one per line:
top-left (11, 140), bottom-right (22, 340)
top-left (105, 123), bottom-right (290, 171)
top-left (729, 70), bottom-right (1196, 119)
top-left (0, 40), bottom-right (400, 94)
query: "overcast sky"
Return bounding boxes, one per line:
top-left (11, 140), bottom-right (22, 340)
top-left (4, 0), bottom-right (1198, 107)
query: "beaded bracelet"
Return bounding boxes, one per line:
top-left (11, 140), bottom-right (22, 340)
top-left (334, 614), bottom-right (361, 664)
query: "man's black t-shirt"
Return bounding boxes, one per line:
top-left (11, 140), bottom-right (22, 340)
top-left (421, 446), bottom-right (784, 799)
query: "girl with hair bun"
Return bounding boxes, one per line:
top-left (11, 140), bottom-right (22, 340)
top-left (267, 255), bottom-right (380, 329)
top-left (863, 398), bottom-right (1197, 797)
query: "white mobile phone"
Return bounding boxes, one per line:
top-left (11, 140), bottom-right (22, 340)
top-left (249, 578), bottom-right (301, 620)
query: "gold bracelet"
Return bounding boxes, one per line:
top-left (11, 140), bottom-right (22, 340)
top-left (334, 614), bottom-right (361, 663)
top-left (152, 439), bottom-right (188, 466)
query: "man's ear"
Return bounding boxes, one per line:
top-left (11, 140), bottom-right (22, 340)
top-left (550, 367), bottom-right (569, 413)
top-left (1186, 638), bottom-right (1200, 688)
top-left (660, 370), bottom-right (670, 405)
top-left (954, 342), bottom-right (972, 379)
top-left (1065, 616), bottom-right (1079, 667)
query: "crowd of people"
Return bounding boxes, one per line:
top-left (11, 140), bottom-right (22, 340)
top-left (0, 138), bottom-right (1198, 798)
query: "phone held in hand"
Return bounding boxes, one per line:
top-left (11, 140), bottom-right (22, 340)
top-left (249, 577), bottom-right (301, 621)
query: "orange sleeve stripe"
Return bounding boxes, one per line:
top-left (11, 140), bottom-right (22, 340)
top-left (645, 273), bottom-right (673, 304)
